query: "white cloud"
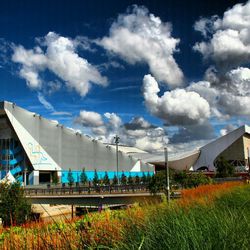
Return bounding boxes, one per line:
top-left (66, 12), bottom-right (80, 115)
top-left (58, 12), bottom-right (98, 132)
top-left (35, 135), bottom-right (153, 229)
top-left (99, 5), bottom-right (184, 87)
top-left (220, 124), bottom-right (238, 136)
top-left (194, 1), bottom-right (250, 69)
top-left (76, 110), bottom-right (104, 127)
top-left (12, 32), bottom-right (108, 96)
top-left (143, 74), bottom-right (211, 125)
top-left (104, 112), bottom-right (122, 129)
top-left (75, 110), bottom-right (168, 152)
top-left (37, 92), bottom-right (72, 116)
top-left (37, 92), bottom-right (55, 112)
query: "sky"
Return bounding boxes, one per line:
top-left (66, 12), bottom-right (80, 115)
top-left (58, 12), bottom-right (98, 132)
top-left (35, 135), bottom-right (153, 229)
top-left (0, 0), bottom-right (249, 154)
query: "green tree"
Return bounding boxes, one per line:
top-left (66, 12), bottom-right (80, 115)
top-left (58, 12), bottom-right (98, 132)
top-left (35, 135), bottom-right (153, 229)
top-left (67, 169), bottom-right (74, 187)
top-left (146, 172), bottom-right (152, 183)
top-left (103, 171), bottom-right (110, 185)
top-left (80, 168), bottom-right (88, 185)
top-left (92, 169), bottom-right (99, 186)
top-left (112, 174), bottom-right (118, 185)
top-left (0, 182), bottom-right (31, 226)
top-left (128, 173), bottom-right (134, 185)
top-left (121, 171), bottom-right (127, 185)
top-left (52, 172), bottom-right (59, 186)
top-left (135, 175), bottom-right (140, 184)
top-left (141, 172), bottom-right (147, 184)
top-left (216, 157), bottom-right (235, 177)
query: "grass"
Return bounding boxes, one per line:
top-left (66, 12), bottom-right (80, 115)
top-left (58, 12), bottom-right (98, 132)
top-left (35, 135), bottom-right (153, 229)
top-left (0, 182), bottom-right (249, 249)
top-left (117, 182), bottom-right (250, 250)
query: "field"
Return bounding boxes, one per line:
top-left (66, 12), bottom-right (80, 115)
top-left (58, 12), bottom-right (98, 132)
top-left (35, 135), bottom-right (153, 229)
top-left (0, 181), bottom-right (249, 249)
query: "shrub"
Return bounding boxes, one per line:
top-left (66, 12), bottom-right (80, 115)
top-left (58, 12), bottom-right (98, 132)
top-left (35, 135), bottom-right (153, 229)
top-left (0, 182), bottom-right (31, 226)
top-left (216, 156), bottom-right (235, 177)
top-left (52, 172), bottom-right (59, 185)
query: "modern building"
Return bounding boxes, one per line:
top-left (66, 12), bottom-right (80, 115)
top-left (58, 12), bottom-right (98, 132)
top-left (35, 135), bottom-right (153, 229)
top-left (0, 101), bottom-right (154, 185)
top-left (129, 125), bottom-right (250, 173)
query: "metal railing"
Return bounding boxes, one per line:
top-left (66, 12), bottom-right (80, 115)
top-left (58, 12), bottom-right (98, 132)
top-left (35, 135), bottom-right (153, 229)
top-left (24, 184), bottom-right (150, 196)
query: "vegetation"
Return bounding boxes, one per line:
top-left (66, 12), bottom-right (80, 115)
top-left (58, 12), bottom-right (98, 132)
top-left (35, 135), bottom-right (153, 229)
top-left (121, 171), bottom-right (127, 185)
top-left (92, 169), bottom-right (99, 186)
top-left (216, 156), bottom-right (235, 177)
top-left (67, 169), bottom-right (74, 187)
top-left (0, 182), bottom-right (31, 226)
top-left (127, 174), bottom-right (134, 185)
top-left (80, 168), bottom-right (88, 185)
top-left (135, 175), bottom-right (140, 184)
top-left (52, 172), bottom-right (59, 186)
top-left (103, 171), bottom-right (110, 185)
top-left (112, 174), bottom-right (118, 185)
top-left (0, 181), bottom-right (247, 249)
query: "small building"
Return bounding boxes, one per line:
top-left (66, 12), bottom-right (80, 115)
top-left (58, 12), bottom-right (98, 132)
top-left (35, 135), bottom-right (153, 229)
top-left (0, 101), bottom-right (154, 185)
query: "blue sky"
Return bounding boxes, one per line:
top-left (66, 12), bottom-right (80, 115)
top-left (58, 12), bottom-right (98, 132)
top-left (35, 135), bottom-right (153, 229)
top-left (0, 0), bottom-right (249, 153)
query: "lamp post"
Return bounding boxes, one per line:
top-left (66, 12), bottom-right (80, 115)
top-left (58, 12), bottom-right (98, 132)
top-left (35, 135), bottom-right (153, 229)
top-left (164, 147), bottom-right (170, 203)
top-left (114, 135), bottom-right (120, 185)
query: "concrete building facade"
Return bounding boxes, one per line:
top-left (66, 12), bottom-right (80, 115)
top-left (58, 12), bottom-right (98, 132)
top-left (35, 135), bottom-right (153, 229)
top-left (0, 101), bottom-right (154, 185)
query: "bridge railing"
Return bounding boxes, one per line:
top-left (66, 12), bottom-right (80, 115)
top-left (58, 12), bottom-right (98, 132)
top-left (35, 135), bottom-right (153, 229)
top-left (24, 184), bottom-right (150, 196)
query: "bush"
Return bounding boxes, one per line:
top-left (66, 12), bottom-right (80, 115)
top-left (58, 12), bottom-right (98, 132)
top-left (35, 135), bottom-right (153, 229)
top-left (0, 182), bottom-right (31, 226)
top-left (216, 156), bottom-right (235, 177)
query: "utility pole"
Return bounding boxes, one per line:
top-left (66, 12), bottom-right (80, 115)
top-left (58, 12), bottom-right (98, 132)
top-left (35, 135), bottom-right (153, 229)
top-left (164, 147), bottom-right (170, 203)
top-left (114, 135), bottom-right (120, 185)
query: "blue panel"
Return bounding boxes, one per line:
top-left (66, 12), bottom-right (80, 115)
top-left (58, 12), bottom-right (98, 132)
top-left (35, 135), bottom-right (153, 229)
top-left (61, 170), bottom-right (154, 183)
top-left (16, 175), bottom-right (23, 183)
top-left (1, 145), bottom-right (22, 155)
top-left (0, 154), bottom-right (23, 165)
top-left (10, 166), bottom-right (24, 176)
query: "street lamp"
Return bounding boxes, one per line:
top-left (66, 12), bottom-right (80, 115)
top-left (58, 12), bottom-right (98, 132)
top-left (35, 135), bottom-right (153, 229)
top-left (164, 147), bottom-right (170, 203)
top-left (114, 135), bottom-right (120, 185)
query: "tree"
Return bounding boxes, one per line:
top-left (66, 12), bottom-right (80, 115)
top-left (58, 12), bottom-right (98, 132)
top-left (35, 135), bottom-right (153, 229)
top-left (103, 171), bottom-right (110, 185)
top-left (52, 172), bottom-right (59, 185)
top-left (128, 173), bottom-right (134, 185)
top-left (80, 168), bottom-right (88, 185)
top-left (216, 157), bottom-right (235, 177)
top-left (141, 172), bottom-right (147, 184)
top-left (0, 182), bottom-right (31, 226)
top-left (67, 169), bottom-right (74, 187)
top-left (112, 174), bottom-right (118, 185)
top-left (92, 169), bottom-right (99, 186)
top-left (121, 171), bottom-right (127, 185)
top-left (146, 172), bottom-right (152, 183)
top-left (135, 175), bottom-right (140, 184)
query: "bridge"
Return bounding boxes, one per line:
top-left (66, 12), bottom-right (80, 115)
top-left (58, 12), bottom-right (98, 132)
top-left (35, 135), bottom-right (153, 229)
top-left (24, 184), bottom-right (167, 206)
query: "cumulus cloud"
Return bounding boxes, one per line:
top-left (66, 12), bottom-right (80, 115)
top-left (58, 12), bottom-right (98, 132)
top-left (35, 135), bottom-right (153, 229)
top-left (12, 32), bottom-right (107, 96)
top-left (142, 74), bottom-right (211, 125)
top-left (76, 110), bottom-right (104, 127)
top-left (170, 122), bottom-right (215, 144)
top-left (99, 5), bottom-right (184, 87)
top-left (194, 1), bottom-right (250, 69)
top-left (75, 110), bottom-right (168, 152)
top-left (220, 124), bottom-right (238, 136)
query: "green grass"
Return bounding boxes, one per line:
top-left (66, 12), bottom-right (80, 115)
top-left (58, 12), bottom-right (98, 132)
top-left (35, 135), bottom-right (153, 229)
top-left (117, 185), bottom-right (250, 250)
